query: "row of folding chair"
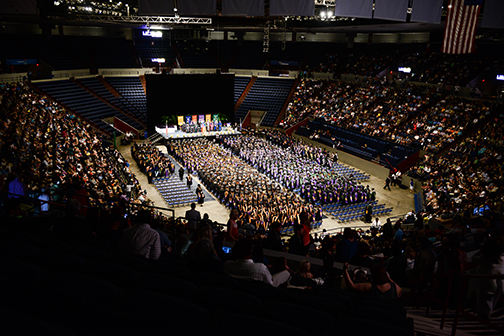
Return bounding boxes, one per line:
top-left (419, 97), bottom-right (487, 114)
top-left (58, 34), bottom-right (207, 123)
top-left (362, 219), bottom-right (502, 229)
top-left (323, 201), bottom-right (377, 212)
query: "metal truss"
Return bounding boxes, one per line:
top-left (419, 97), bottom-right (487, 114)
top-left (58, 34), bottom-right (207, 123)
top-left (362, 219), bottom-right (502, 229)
top-left (315, 0), bottom-right (336, 6)
top-left (74, 15), bottom-right (212, 24)
top-left (263, 21), bottom-right (270, 53)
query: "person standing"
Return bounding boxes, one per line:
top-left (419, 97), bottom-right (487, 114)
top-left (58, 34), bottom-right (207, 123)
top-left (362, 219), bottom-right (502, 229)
top-left (365, 204), bottom-right (373, 223)
top-left (391, 171), bottom-right (397, 187)
top-left (185, 202), bottom-right (201, 231)
top-left (196, 184), bottom-right (205, 206)
top-left (299, 211), bottom-right (312, 255)
top-left (186, 174), bottom-right (193, 189)
top-left (382, 218), bottom-right (394, 239)
top-left (117, 210), bottom-right (161, 260)
top-left (226, 209), bottom-right (239, 242)
top-left (265, 222), bottom-right (283, 251)
top-left (394, 220), bottom-right (404, 242)
top-left (179, 167), bottom-right (184, 181)
top-left (384, 175), bottom-right (392, 191)
top-left (395, 170), bottom-right (402, 187)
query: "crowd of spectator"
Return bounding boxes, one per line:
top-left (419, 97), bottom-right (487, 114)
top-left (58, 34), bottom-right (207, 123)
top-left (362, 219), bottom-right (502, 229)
top-left (0, 82), bottom-right (143, 210)
top-left (284, 78), bottom-right (497, 153)
top-left (319, 45), bottom-right (502, 88)
top-left (400, 96), bottom-right (493, 152)
top-left (408, 115), bottom-right (504, 216)
top-left (0, 82), bottom-right (185, 255)
top-left (1, 78), bottom-right (504, 329)
top-left (279, 79), bottom-right (326, 128)
top-left (408, 52), bottom-right (487, 86)
top-left (343, 47), bottom-right (407, 77)
top-left (308, 53), bottom-right (339, 73)
top-left (283, 79), bottom-right (430, 136)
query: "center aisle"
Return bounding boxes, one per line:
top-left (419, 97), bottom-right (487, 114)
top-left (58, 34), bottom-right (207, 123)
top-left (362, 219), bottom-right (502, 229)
top-left (155, 145), bottom-right (232, 224)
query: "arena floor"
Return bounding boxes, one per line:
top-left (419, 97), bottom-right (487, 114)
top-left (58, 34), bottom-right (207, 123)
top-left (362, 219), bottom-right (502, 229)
top-left (119, 139), bottom-right (416, 235)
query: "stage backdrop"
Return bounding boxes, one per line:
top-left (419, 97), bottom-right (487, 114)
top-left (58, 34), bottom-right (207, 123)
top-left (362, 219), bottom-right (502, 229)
top-left (146, 74), bottom-right (235, 135)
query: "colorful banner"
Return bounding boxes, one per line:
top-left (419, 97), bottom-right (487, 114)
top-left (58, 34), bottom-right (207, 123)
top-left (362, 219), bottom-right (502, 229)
top-left (177, 116), bottom-right (184, 126)
top-left (212, 114), bottom-right (219, 122)
top-left (184, 115), bottom-right (191, 124)
top-left (198, 115), bottom-right (205, 123)
top-left (205, 114), bottom-right (211, 122)
top-left (191, 115), bottom-right (198, 124)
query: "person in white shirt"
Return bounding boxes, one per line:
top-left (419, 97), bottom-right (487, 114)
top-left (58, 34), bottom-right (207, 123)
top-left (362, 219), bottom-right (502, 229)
top-left (371, 218), bottom-right (381, 231)
top-left (395, 170), bottom-right (402, 186)
top-left (224, 238), bottom-right (290, 287)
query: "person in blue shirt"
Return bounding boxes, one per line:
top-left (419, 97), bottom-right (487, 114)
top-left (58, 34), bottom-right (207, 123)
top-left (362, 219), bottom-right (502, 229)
top-left (394, 220), bottom-right (404, 242)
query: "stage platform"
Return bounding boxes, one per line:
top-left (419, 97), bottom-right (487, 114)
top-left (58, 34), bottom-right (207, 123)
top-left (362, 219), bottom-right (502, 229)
top-left (155, 126), bottom-right (241, 139)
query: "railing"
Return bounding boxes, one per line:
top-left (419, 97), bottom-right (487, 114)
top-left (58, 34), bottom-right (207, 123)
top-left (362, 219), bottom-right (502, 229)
top-left (451, 273), bottom-right (504, 336)
top-left (98, 68), bottom-right (155, 76)
top-left (1, 190), bottom-right (175, 220)
top-left (0, 74), bottom-right (28, 83)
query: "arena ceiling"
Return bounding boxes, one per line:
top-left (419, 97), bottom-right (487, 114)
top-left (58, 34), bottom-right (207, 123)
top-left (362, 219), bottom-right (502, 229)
top-left (0, 0), bottom-right (501, 38)
top-left (0, 0), bottom-right (449, 34)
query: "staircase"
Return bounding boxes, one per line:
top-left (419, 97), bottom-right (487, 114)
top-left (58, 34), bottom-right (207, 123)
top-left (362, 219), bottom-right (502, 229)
top-left (145, 133), bottom-right (164, 144)
top-left (406, 306), bottom-right (504, 336)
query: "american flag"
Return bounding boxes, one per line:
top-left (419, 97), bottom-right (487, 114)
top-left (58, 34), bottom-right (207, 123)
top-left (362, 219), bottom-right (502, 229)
top-left (442, 0), bottom-right (482, 54)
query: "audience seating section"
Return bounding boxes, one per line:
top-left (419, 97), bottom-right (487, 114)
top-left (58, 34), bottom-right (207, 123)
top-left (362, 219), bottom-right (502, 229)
top-left (234, 76), bottom-right (251, 103)
top-left (236, 78), bottom-right (294, 126)
top-left (34, 79), bottom-right (141, 134)
top-left (299, 120), bottom-right (417, 169)
top-left (77, 77), bottom-right (144, 128)
top-left (105, 77), bottom-right (147, 121)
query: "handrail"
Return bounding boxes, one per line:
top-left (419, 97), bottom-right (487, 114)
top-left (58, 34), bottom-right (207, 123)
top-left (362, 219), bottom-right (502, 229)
top-left (1, 190), bottom-right (175, 219)
top-left (174, 216), bottom-right (293, 238)
top-left (451, 273), bottom-right (504, 335)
